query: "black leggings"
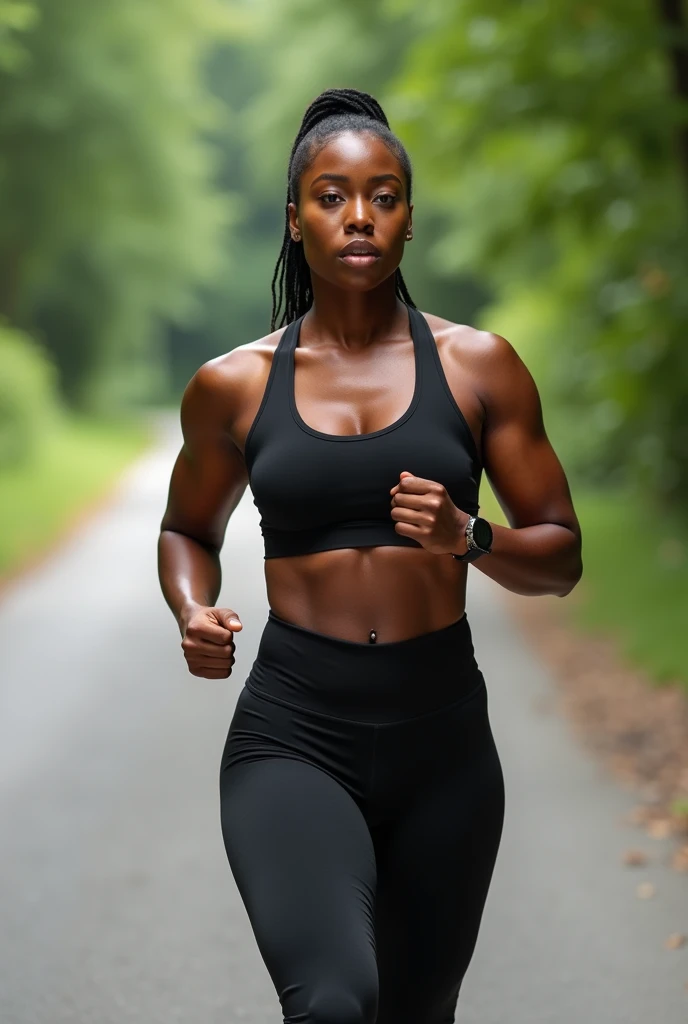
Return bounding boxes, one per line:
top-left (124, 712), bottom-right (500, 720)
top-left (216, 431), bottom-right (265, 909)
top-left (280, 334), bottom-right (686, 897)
top-left (219, 610), bottom-right (505, 1024)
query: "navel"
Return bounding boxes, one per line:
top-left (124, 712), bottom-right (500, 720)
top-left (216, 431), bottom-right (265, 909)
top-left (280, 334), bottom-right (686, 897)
top-left (368, 628), bottom-right (377, 644)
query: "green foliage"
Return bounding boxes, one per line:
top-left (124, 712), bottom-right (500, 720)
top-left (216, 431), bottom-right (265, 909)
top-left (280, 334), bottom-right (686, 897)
top-left (389, 0), bottom-right (688, 506)
top-left (0, 0), bottom-right (37, 71)
top-left (571, 489), bottom-right (688, 690)
top-left (0, 322), bottom-right (62, 467)
top-left (0, 0), bottom-right (236, 407)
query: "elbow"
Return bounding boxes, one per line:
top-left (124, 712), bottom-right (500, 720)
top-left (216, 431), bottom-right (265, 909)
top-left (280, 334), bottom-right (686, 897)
top-left (159, 523), bottom-right (222, 556)
top-left (556, 553), bottom-right (583, 598)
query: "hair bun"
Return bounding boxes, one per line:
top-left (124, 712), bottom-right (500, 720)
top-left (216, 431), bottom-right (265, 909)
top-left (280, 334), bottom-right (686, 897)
top-left (302, 88), bottom-right (390, 134)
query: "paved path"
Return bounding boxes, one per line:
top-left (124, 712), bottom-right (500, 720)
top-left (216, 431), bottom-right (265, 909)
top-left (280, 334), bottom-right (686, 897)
top-left (0, 416), bottom-right (686, 1023)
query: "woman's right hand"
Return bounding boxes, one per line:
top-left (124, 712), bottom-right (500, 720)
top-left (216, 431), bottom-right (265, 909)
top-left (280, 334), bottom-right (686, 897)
top-left (180, 606), bottom-right (243, 679)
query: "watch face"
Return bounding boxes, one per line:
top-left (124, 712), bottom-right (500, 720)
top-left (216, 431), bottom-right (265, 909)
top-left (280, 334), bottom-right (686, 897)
top-left (473, 517), bottom-right (493, 551)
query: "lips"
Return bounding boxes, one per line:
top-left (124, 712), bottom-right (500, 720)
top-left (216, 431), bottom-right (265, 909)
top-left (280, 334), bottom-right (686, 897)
top-left (338, 239), bottom-right (381, 268)
top-left (340, 254), bottom-right (380, 267)
top-left (339, 239), bottom-right (381, 257)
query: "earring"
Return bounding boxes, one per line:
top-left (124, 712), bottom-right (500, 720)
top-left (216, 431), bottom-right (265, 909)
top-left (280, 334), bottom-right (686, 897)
top-left (292, 232), bottom-right (301, 241)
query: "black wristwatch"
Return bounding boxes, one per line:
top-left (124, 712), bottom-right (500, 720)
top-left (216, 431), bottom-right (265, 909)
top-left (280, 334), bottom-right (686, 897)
top-left (451, 515), bottom-right (493, 562)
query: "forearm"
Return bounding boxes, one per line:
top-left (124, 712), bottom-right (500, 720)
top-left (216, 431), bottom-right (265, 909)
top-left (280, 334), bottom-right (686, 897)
top-left (468, 520), bottom-right (582, 597)
top-left (158, 529), bottom-right (222, 634)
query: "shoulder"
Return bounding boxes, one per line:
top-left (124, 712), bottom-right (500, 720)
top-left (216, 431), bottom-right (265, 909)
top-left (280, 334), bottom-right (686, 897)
top-left (181, 325), bottom-right (288, 425)
top-left (187, 326), bottom-right (287, 399)
top-left (420, 310), bottom-right (534, 407)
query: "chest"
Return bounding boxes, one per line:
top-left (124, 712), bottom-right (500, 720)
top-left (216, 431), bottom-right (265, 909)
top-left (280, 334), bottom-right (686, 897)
top-left (291, 342), bottom-right (418, 439)
top-left (249, 415), bottom-right (481, 531)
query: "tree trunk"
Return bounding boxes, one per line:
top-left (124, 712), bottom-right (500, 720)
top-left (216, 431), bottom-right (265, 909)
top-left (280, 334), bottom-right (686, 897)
top-left (656, 0), bottom-right (688, 203)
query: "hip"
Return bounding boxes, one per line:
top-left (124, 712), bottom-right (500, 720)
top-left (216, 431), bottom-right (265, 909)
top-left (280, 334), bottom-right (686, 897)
top-left (220, 669), bottom-right (501, 825)
top-left (245, 606), bottom-right (484, 723)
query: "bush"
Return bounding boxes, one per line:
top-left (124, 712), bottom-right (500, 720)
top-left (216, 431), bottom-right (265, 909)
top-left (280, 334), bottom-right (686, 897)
top-left (0, 322), bottom-right (63, 467)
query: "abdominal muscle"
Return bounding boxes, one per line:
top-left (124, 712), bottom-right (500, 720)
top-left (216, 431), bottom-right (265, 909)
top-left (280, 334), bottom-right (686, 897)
top-left (265, 545), bottom-right (468, 644)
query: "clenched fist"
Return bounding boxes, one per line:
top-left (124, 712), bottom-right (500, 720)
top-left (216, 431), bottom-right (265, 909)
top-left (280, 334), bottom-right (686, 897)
top-left (181, 606), bottom-right (243, 679)
top-left (390, 470), bottom-right (469, 555)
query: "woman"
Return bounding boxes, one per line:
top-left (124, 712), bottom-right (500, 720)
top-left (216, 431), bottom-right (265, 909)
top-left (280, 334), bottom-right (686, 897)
top-left (158, 87), bottom-right (582, 1023)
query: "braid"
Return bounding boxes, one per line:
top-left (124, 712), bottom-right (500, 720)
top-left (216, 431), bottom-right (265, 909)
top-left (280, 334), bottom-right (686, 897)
top-left (270, 88), bottom-right (416, 331)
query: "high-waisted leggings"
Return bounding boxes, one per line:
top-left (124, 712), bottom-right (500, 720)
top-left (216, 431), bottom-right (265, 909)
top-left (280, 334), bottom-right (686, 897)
top-left (219, 609), bottom-right (505, 1024)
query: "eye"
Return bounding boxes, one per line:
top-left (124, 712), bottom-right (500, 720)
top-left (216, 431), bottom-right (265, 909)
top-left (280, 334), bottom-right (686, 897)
top-left (375, 193), bottom-right (397, 205)
top-left (320, 192), bottom-right (342, 204)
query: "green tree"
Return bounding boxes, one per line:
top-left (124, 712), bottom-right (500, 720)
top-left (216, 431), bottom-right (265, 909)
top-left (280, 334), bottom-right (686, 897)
top-left (0, 0), bottom-right (235, 407)
top-left (388, 0), bottom-right (688, 505)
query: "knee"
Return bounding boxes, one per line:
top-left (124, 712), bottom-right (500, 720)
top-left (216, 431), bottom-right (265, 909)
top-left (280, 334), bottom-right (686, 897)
top-left (302, 982), bottom-right (378, 1024)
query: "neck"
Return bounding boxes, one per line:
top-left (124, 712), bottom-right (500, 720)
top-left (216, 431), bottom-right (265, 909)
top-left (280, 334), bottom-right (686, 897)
top-left (304, 273), bottom-right (408, 349)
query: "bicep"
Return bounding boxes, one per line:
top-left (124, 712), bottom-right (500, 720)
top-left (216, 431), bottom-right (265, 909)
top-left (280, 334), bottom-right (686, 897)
top-left (480, 336), bottom-right (580, 535)
top-left (160, 363), bottom-right (249, 551)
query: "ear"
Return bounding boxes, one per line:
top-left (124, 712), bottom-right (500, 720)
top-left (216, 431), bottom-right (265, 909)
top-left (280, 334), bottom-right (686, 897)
top-left (288, 201), bottom-right (301, 242)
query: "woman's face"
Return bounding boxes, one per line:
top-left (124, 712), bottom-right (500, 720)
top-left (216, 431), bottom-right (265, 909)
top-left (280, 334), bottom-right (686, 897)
top-left (288, 131), bottom-right (413, 292)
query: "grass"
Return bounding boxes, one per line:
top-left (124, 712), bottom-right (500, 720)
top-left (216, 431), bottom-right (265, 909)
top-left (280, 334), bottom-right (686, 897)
top-left (0, 412), bottom-right (151, 580)
top-left (479, 483), bottom-right (688, 692)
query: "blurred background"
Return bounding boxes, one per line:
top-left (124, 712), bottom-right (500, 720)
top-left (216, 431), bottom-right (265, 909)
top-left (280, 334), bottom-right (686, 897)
top-left (1, 1), bottom-right (687, 1020)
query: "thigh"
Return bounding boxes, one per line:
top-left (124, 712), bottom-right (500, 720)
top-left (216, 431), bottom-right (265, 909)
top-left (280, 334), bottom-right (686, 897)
top-left (372, 715), bottom-right (506, 1024)
top-left (220, 756), bottom-right (379, 1024)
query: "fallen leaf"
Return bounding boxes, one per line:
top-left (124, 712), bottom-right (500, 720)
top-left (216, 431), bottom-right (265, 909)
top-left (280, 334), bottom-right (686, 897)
top-left (636, 882), bottom-right (656, 899)
top-left (664, 932), bottom-right (686, 950)
top-left (647, 819), bottom-right (673, 839)
top-left (623, 849), bottom-right (649, 867)
top-left (671, 846), bottom-right (688, 872)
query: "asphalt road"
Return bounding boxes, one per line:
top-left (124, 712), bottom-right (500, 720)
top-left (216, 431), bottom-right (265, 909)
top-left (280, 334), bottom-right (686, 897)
top-left (1, 415), bottom-right (686, 1024)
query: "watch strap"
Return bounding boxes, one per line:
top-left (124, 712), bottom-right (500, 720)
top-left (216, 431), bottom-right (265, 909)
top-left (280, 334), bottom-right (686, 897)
top-left (451, 515), bottom-right (492, 561)
top-left (451, 546), bottom-right (487, 562)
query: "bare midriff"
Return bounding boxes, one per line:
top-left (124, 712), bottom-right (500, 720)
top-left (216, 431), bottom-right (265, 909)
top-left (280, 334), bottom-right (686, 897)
top-left (265, 545), bottom-right (467, 644)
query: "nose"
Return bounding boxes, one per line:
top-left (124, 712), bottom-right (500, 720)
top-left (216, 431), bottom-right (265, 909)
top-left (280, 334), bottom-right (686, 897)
top-left (347, 194), bottom-right (373, 232)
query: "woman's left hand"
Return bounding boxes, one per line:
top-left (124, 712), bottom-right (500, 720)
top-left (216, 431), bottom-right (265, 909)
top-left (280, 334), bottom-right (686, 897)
top-left (389, 471), bottom-right (470, 555)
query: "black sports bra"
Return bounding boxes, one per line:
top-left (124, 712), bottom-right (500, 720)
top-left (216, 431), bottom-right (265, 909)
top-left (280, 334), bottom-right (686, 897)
top-left (244, 303), bottom-right (482, 559)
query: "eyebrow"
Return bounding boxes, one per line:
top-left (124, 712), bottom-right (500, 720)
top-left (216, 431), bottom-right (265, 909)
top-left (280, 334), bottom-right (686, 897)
top-left (309, 172), bottom-right (403, 187)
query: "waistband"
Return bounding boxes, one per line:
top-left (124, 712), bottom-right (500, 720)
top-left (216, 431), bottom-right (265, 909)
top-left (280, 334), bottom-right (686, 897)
top-left (244, 609), bottom-right (484, 724)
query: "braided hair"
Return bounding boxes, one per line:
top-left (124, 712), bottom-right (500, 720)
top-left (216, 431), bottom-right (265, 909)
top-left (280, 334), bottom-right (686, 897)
top-left (270, 87), bottom-right (416, 331)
